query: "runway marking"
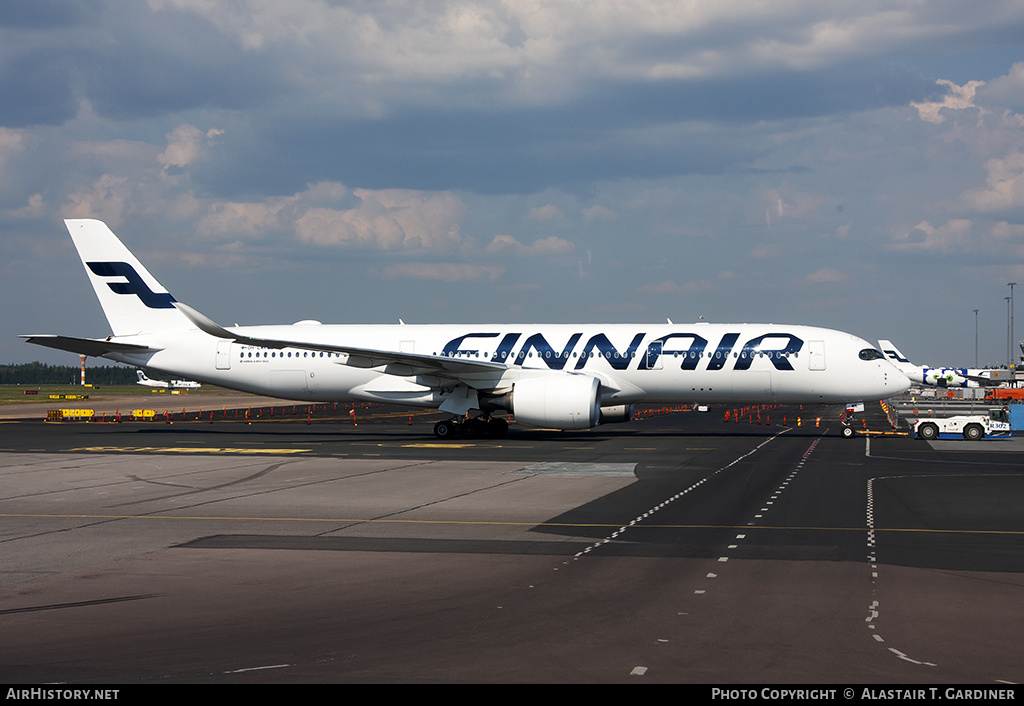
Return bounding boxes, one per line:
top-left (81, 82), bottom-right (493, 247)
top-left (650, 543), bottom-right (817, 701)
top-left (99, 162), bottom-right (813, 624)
top-left (224, 664), bottom-right (292, 673)
top-left (0, 594), bottom-right (159, 615)
top-left (70, 446), bottom-right (311, 455)
top-left (572, 429), bottom-right (792, 561)
top-left (516, 462), bottom-right (637, 477)
top-left (701, 437), bottom-right (820, 593)
top-left (865, 476), bottom-right (937, 669)
top-left (403, 443), bottom-right (478, 448)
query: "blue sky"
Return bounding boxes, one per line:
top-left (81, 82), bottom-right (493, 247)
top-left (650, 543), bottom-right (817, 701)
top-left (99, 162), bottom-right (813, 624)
top-left (3, 1), bottom-right (1024, 368)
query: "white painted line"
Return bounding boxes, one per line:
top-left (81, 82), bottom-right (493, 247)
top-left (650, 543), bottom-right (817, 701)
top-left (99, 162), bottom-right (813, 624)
top-left (224, 664), bottom-right (291, 673)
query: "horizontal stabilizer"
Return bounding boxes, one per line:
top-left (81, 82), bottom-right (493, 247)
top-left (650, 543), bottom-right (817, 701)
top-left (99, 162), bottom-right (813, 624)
top-left (20, 334), bottom-right (159, 357)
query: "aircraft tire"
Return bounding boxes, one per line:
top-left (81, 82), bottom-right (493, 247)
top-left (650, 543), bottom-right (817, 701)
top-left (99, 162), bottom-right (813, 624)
top-left (487, 417), bottom-right (509, 437)
top-left (460, 418), bottom-right (487, 438)
top-left (433, 420), bottom-right (457, 439)
top-left (840, 425), bottom-right (855, 439)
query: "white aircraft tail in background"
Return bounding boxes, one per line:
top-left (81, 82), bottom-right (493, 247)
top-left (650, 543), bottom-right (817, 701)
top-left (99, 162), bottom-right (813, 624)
top-left (22, 219), bottom-right (909, 438)
top-left (878, 339), bottom-right (1007, 388)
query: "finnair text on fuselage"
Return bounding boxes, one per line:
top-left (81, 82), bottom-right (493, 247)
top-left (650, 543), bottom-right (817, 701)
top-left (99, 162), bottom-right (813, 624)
top-left (439, 330), bottom-right (804, 371)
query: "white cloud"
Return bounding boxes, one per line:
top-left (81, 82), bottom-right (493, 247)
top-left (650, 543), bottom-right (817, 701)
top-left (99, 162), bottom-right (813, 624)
top-left (805, 268), bottom-right (847, 284)
top-left (912, 79), bottom-right (987, 125)
top-left (196, 200), bottom-right (288, 240)
top-left (192, 183), bottom-right (468, 253)
top-left (638, 279), bottom-right (714, 295)
top-left (60, 174), bottom-right (132, 226)
top-left (157, 124), bottom-right (223, 169)
top-left (889, 219), bottom-right (1024, 260)
top-left (888, 219), bottom-right (974, 253)
top-left (528, 204), bottom-right (564, 222)
top-left (959, 151), bottom-right (1024, 214)
top-left (582, 205), bottom-right (616, 220)
top-left (295, 189), bottom-right (467, 251)
top-left (976, 62), bottom-right (1024, 110)
top-left (5, 194), bottom-right (46, 219)
top-left (0, 128), bottom-right (28, 179)
top-left (380, 262), bottom-right (503, 282)
top-left (988, 221), bottom-right (1024, 258)
top-left (485, 234), bottom-right (574, 257)
top-left (144, 1), bottom-right (999, 111)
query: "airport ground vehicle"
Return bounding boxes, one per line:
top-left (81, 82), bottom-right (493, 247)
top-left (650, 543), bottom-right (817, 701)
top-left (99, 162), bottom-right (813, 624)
top-left (910, 408), bottom-right (1012, 440)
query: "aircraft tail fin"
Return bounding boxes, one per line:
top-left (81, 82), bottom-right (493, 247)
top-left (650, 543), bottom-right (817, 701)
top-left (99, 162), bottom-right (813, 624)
top-left (65, 219), bottom-right (195, 337)
top-left (877, 339), bottom-right (919, 373)
top-left (878, 340), bottom-right (909, 363)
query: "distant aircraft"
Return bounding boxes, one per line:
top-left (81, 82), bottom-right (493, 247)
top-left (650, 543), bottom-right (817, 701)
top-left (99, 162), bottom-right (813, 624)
top-left (878, 340), bottom-right (1007, 388)
top-left (136, 369), bottom-right (201, 389)
top-left (21, 219), bottom-right (908, 438)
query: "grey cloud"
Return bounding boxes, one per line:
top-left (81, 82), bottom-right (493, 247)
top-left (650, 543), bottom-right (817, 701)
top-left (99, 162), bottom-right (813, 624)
top-left (192, 62), bottom-right (938, 198)
top-left (0, 51), bottom-right (78, 127)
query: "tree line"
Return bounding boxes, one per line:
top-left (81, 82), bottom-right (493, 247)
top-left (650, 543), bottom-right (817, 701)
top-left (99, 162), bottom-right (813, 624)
top-left (0, 362), bottom-right (137, 386)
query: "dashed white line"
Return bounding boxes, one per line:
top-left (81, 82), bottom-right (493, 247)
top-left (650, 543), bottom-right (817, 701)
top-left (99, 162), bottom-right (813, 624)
top-left (571, 430), bottom-right (791, 560)
top-left (865, 476), bottom-right (936, 669)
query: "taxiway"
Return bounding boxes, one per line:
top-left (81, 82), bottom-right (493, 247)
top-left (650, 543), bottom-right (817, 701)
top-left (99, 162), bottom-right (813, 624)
top-left (1, 402), bottom-right (1022, 683)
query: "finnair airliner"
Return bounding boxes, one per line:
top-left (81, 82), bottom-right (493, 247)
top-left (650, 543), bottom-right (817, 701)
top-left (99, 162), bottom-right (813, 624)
top-left (878, 340), bottom-right (1008, 388)
top-left (22, 220), bottom-right (909, 438)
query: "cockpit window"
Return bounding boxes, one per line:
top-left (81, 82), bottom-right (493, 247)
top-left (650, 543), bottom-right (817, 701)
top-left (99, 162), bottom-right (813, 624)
top-left (859, 348), bottom-right (884, 361)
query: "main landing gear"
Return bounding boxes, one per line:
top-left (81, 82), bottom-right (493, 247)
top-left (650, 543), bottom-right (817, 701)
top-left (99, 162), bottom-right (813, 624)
top-left (433, 415), bottom-right (509, 439)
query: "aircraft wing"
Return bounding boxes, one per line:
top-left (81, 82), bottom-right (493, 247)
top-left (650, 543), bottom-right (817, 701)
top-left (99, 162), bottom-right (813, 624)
top-left (960, 372), bottom-right (1005, 387)
top-left (20, 334), bottom-right (160, 357)
top-left (173, 302), bottom-right (507, 382)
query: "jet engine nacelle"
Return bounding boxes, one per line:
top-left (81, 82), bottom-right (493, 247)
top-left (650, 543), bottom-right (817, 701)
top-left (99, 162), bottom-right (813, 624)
top-left (508, 374), bottom-right (601, 430)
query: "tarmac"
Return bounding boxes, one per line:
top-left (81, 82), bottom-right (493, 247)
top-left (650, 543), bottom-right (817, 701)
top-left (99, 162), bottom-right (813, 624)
top-left (1, 398), bottom-right (1022, 683)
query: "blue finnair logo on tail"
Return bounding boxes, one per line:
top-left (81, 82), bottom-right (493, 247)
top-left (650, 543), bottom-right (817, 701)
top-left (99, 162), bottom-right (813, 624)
top-left (87, 262), bottom-right (176, 309)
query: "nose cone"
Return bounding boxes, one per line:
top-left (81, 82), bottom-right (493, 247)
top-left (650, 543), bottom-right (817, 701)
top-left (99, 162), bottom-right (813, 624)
top-left (887, 363), bottom-right (912, 396)
top-left (851, 337), bottom-right (911, 400)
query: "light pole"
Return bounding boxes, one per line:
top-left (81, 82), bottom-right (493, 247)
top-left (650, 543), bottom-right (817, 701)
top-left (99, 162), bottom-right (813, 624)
top-left (974, 308), bottom-right (979, 368)
top-left (1009, 282), bottom-right (1016, 368)
top-left (1007, 296), bottom-right (1012, 367)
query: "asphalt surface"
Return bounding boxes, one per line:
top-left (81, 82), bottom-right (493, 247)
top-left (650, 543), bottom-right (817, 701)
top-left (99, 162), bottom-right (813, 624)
top-left (1, 400), bottom-right (1022, 684)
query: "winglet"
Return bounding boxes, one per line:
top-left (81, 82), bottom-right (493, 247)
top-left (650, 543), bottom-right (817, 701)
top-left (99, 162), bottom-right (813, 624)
top-left (173, 302), bottom-right (233, 339)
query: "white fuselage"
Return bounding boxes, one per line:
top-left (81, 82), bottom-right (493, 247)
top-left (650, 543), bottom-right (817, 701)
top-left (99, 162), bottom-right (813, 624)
top-left (104, 322), bottom-right (907, 408)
